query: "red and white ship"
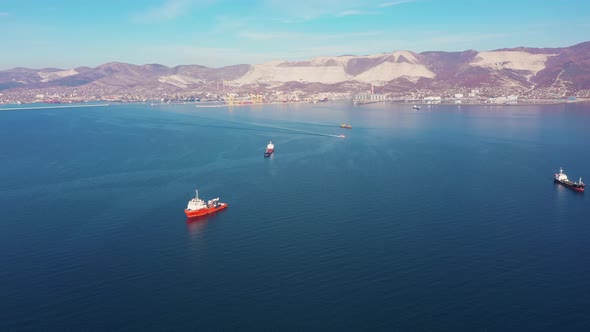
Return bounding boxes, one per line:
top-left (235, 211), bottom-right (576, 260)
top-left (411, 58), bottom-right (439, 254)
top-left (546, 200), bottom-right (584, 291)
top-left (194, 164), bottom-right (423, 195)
top-left (554, 167), bottom-right (585, 192)
top-left (184, 189), bottom-right (228, 218)
top-left (264, 141), bottom-right (275, 157)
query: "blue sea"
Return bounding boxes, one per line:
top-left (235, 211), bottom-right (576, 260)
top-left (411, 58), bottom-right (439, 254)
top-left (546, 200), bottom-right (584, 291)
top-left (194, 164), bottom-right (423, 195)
top-left (1, 102), bottom-right (589, 331)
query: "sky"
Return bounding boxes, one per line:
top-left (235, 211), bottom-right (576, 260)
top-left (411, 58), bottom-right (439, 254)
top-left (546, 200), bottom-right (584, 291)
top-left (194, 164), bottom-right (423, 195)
top-left (1, 0), bottom-right (589, 69)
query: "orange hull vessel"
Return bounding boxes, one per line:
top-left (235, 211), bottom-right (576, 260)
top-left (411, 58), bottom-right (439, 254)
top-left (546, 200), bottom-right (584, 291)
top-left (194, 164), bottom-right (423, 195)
top-left (185, 203), bottom-right (228, 218)
top-left (184, 189), bottom-right (228, 218)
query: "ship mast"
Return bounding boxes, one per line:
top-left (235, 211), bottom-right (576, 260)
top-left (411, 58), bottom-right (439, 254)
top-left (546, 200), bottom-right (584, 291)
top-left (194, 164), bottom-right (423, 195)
top-left (195, 189), bottom-right (199, 200)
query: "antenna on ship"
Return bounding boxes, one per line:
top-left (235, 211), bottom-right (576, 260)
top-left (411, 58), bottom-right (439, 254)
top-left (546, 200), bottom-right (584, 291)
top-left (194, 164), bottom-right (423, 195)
top-left (196, 189), bottom-right (199, 200)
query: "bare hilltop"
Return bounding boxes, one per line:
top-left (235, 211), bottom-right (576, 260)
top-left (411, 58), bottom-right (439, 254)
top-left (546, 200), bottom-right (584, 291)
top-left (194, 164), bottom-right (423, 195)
top-left (2, 41), bottom-right (589, 104)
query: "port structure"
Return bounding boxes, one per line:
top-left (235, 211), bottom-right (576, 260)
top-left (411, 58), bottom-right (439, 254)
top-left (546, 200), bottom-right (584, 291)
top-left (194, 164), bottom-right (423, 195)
top-left (227, 92), bottom-right (264, 105)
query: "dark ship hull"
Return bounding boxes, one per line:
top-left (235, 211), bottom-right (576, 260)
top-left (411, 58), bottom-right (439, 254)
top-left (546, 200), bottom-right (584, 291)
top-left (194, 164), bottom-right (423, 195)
top-left (554, 178), bottom-right (585, 192)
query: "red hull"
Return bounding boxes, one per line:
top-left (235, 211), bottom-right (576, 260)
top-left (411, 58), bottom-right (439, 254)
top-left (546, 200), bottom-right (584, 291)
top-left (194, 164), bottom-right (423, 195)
top-left (185, 203), bottom-right (228, 218)
top-left (554, 178), bottom-right (585, 192)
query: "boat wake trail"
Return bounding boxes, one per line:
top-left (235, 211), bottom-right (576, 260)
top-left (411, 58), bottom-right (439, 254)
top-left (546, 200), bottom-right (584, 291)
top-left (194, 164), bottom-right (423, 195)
top-left (256, 123), bottom-right (342, 138)
top-left (276, 120), bottom-right (340, 128)
top-left (190, 114), bottom-right (343, 138)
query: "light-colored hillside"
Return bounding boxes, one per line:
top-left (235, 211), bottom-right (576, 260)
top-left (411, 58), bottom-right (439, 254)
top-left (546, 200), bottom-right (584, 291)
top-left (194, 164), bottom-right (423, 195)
top-left (37, 69), bottom-right (78, 82)
top-left (470, 51), bottom-right (555, 73)
top-left (355, 62), bottom-right (435, 84)
top-left (233, 51), bottom-right (435, 85)
top-left (158, 75), bottom-right (205, 88)
top-left (234, 64), bottom-right (351, 84)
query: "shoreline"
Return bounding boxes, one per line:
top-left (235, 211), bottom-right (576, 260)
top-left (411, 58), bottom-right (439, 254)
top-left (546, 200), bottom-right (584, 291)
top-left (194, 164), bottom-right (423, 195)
top-left (1, 98), bottom-right (589, 109)
top-left (0, 104), bottom-right (110, 111)
top-left (357, 99), bottom-right (590, 107)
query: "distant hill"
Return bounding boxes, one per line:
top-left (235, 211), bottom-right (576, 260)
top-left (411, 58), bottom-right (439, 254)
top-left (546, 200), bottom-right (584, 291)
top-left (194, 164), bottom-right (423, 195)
top-left (1, 41), bottom-right (589, 94)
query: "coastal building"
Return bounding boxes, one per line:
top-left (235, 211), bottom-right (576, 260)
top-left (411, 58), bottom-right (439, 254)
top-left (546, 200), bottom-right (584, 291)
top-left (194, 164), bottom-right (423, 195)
top-left (507, 95), bottom-right (518, 104)
top-left (488, 95), bottom-right (518, 104)
top-left (352, 93), bottom-right (387, 102)
top-left (424, 96), bottom-right (442, 104)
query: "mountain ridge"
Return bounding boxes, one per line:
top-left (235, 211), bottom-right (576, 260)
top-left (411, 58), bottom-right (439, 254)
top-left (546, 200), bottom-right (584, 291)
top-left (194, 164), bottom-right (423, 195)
top-left (1, 41), bottom-right (589, 96)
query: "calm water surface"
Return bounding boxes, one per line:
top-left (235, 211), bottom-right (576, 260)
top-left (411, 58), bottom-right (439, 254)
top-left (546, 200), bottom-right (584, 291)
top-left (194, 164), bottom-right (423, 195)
top-left (1, 102), bottom-right (589, 331)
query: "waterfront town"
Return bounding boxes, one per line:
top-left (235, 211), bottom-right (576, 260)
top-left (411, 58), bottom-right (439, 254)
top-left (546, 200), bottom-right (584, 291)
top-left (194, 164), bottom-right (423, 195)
top-left (3, 41), bottom-right (590, 107)
top-left (1, 83), bottom-right (589, 106)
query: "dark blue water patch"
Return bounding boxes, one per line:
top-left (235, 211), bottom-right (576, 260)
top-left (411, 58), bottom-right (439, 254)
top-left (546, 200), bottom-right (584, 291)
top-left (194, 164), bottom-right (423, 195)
top-left (0, 102), bottom-right (589, 331)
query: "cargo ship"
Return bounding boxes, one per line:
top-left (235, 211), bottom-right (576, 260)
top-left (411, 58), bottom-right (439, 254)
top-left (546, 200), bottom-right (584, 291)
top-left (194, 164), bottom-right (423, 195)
top-left (264, 141), bottom-right (274, 157)
top-left (554, 167), bottom-right (585, 192)
top-left (340, 124), bottom-right (352, 129)
top-left (184, 189), bottom-right (228, 218)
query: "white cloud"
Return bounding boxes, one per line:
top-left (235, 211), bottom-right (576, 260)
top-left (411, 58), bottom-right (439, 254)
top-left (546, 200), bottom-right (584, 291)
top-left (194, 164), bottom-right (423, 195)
top-left (0, 12), bottom-right (9, 16)
top-left (132, 0), bottom-right (215, 23)
top-left (422, 33), bottom-right (506, 46)
top-left (259, 0), bottom-right (408, 23)
top-left (261, 0), bottom-right (367, 22)
top-left (335, 10), bottom-right (377, 17)
top-left (239, 32), bottom-right (290, 40)
top-left (136, 44), bottom-right (290, 67)
top-left (131, 32), bottom-right (405, 67)
top-left (239, 30), bottom-right (384, 42)
top-left (211, 15), bottom-right (256, 32)
top-left (379, 0), bottom-right (414, 7)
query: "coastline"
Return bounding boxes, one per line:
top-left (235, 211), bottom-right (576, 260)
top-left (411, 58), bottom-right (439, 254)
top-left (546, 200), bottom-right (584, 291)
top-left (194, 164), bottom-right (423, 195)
top-left (0, 103), bottom-right (110, 111)
top-left (359, 98), bottom-right (590, 107)
top-left (1, 98), bottom-right (589, 109)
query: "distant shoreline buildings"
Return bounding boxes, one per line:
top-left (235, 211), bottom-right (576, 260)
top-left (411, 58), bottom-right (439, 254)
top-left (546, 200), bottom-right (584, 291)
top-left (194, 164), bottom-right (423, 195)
top-left (2, 41), bottom-right (590, 106)
top-left (1, 86), bottom-right (586, 107)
